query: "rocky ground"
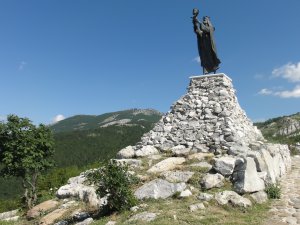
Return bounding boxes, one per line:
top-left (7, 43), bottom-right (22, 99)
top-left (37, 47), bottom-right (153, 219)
top-left (0, 74), bottom-right (294, 224)
top-left (263, 156), bottom-right (300, 225)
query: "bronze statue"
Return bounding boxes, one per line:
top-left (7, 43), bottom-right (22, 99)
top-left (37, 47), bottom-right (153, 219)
top-left (192, 8), bottom-right (221, 74)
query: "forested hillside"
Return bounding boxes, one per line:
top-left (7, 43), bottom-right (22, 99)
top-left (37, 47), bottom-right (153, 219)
top-left (0, 109), bottom-right (162, 211)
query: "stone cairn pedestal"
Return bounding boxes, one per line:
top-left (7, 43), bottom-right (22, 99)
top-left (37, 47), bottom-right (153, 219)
top-left (56, 73), bottom-right (292, 211)
top-left (136, 73), bottom-right (264, 154)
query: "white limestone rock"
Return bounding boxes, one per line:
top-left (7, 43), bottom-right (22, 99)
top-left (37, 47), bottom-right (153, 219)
top-left (233, 157), bottom-right (265, 194)
top-left (260, 149), bottom-right (277, 184)
top-left (116, 145), bottom-right (135, 159)
top-left (129, 212), bottom-right (158, 222)
top-left (171, 145), bottom-right (191, 156)
top-left (215, 190), bottom-right (252, 208)
top-left (161, 170), bottom-right (194, 183)
top-left (147, 157), bottom-right (186, 174)
top-left (213, 156), bottom-right (236, 176)
top-left (134, 179), bottom-right (186, 200)
top-left (198, 193), bottom-right (214, 201)
top-left (135, 145), bottom-right (159, 157)
top-left (56, 174), bottom-right (105, 208)
top-left (0, 210), bottom-right (19, 221)
top-left (75, 218), bottom-right (93, 225)
top-left (189, 203), bottom-right (205, 212)
top-left (114, 159), bottom-right (142, 168)
top-left (201, 173), bottom-right (225, 190)
top-left (179, 189), bottom-right (193, 198)
top-left (250, 191), bottom-right (268, 204)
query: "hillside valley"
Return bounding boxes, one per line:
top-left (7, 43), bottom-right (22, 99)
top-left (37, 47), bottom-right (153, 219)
top-left (0, 109), bottom-right (162, 207)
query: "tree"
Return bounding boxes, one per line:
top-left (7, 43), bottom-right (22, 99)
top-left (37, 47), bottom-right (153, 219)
top-left (0, 115), bottom-right (54, 209)
top-left (87, 160), bottom-right (138, 214)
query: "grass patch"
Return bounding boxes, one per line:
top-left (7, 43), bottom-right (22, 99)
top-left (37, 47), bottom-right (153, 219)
top-left (90, 195), bottom-right (270, 225)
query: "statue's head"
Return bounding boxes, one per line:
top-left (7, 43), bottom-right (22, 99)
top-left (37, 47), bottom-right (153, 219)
top-left (192, 8), bottom-right (199, 16)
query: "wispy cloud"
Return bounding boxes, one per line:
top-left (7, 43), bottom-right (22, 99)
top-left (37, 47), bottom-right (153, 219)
top-left (18, 61), bottom-right (27, 71)
top-left (272, 62), bottom-right (300, 82)
top-left (274, 85), bottom-right (300, 98)
top-left (258, 88), bottom-right (273, 95)
top-left (193, 56), bottom-right (200, 63)
top-left (258, 62), bottom-right (300, 98)
top-left (52, 114), bottom-right (65, 124)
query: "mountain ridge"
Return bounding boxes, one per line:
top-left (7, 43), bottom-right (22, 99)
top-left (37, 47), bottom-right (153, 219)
top-left (51, 108), bottom-right (163, 133)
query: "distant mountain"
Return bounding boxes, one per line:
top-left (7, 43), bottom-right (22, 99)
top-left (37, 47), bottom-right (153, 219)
top-left (254, 112), bottom-right (300, 145)
top-left (51, 108), bottom-right (163, 133)
top-left (51, 109), bottom-right (163, 167)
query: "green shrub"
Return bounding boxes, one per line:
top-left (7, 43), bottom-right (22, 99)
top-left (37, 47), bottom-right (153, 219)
top-left (266, 183), bottom-right (281, 199)
top-left (87, 160), bottom-right (138, 214)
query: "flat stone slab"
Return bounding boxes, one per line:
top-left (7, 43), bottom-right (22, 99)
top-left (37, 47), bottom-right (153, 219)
top-left (161, 170), bottom-right (194, 183)
top-left (134, 179), bottom-right (186, 200)
top-left (129, 212), bottom-right (158, 222)
top-left (215, 190), bottom-right (252, 208)
top-left (147, 157), bottom-right (185, 173)
top-left (40, 208), bottom-right (69, 225)
top-left (27, 199), bottom-right (59, 219)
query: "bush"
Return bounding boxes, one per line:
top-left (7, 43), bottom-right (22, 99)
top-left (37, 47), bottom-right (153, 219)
top-left (87, 160), bottom-right (138, 214)
top-left (266, 183), bottom-right (281, 199)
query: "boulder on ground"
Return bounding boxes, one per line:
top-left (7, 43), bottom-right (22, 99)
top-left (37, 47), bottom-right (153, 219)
top-left (114, 159), bottom-right (142, 168)
top-left (27, 199), bottom-right (59, 219)
top-left (171, 145), bottom-right (191, 156)
top-left (189, 203), bottom-right (205, 212)
top-left (233, 157), bottom-right (265, 194)
top-left (179, 189), bottom-right (192, 198)
top-left (147, 157), bottom-right (185, 174)
top-left (213, 156), bottom-right (236, 176)
top-left (0, 210), bottom-right (18, 221)
top-left (161, 170), bottom-right (194, 183)
top-left (215, 190), bottom-right (252, 208)
top-left (198, 193), bottom-right (214, 201)
top-left (129, 212), bottom-right (158, 222)
top-left (40, 208), bottom-right (69, 225)
top-left (134, 179), bottom-right (186, 200)
top-left (201, 173), bottom-right (224, 190)
top-left (250, 191), bottom-right (268, 204)
top-left (116, 145), bottom-right (135, 159)
top-left (135, 145), bottom-right (159, 157)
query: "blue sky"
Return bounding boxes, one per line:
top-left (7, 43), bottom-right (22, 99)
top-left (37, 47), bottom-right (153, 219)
top-left (1, 0), bottom-right (300, 124)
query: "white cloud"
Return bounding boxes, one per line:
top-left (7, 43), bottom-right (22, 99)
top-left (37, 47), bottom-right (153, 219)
top-left (259, 62), bottom-right (300, 98)
top-left (274, 85), bottom-right (300, 98)
top-left (272, 62), bottom-right (300, 82)
top-left (52, 114), bottom-right (65, 124)
top-left (193, 56), bottom-right (200, 63)
top-left (258, 86), bottom-right (300, 98)
top-left (258, 88), bottom-right (273, 95)
top-left (18, 61), bottom-right (27, 71)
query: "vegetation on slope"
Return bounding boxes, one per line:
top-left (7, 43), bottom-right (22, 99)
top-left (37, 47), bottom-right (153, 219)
top-left (0, 109), bottom-right (162, 212)
top-left (254, 112), bottom-right (300, 145)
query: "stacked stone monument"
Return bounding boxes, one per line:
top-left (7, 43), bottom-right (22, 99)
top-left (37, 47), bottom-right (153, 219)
top-left (122, 73), bottom-right (291, 195)
top-left (136, 73), bottom-right (264, 153)
top-left (56, 73), bottom-right (291, 212)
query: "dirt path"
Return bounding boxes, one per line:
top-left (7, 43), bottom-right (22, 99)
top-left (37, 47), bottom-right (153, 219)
top-left (263, 156), bottom-right (300, 225)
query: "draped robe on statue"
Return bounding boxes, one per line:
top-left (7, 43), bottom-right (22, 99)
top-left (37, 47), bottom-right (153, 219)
top-left (194, 17), bottom-right (221, 74)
